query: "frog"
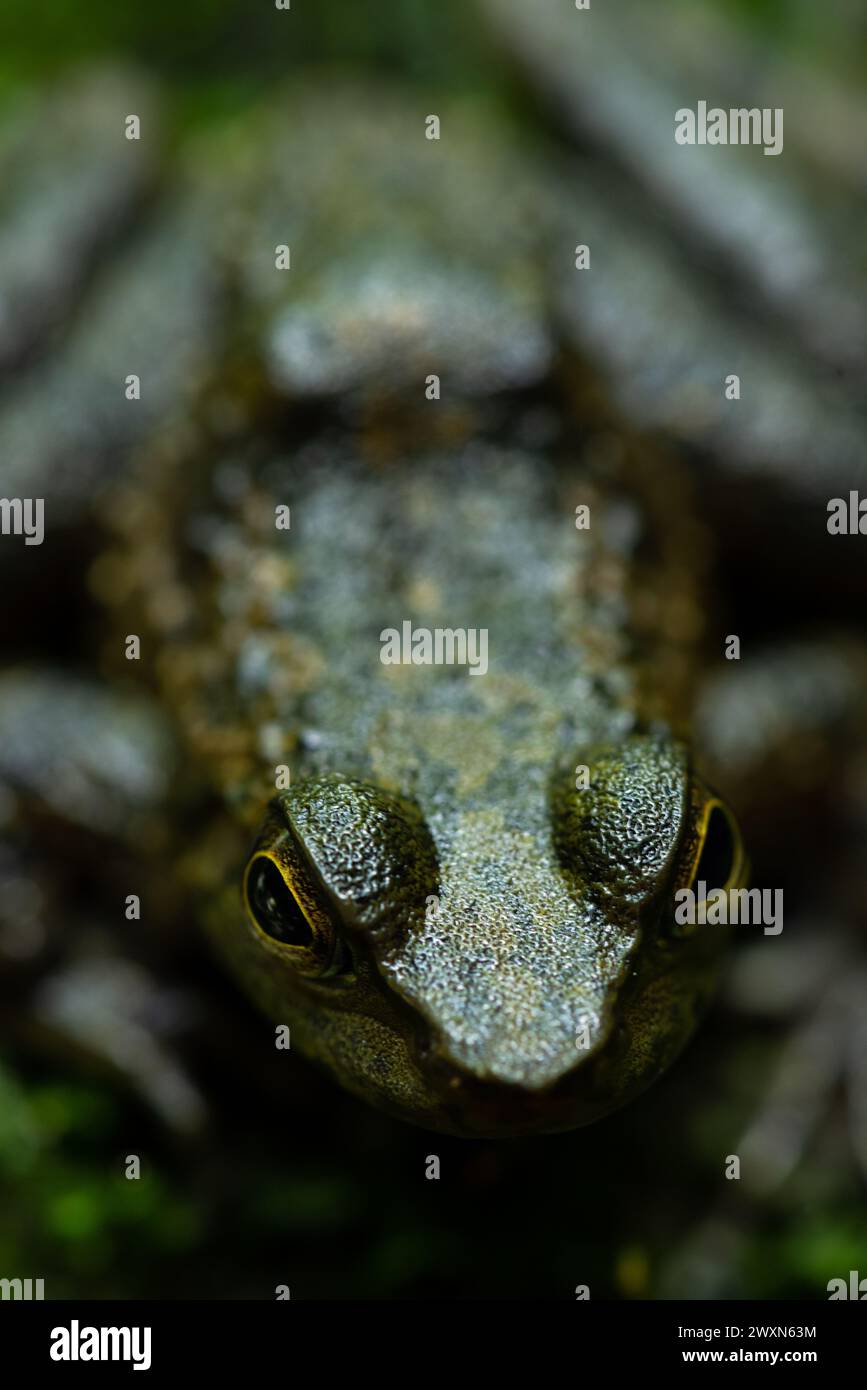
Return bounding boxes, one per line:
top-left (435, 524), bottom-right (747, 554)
top-left (114, 440), bottom-right (747, 1137)
top-left (235, 538), bottom-right (751, 1137)
top-left (0, 69), bottom-right (859, 1151)
top-left (0, 10), bottom-right (865, 1298)
top-left (65, 74), bottom-right (755, 1138)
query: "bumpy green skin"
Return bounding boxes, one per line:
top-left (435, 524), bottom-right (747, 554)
top-left (117, 91), bottom-right (731, 1137)
top-left (127, 441), bottom-right (727, 1136)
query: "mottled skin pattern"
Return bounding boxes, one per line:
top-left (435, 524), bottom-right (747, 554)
top-left (109, 440), bottom-right (743, 1136)
top-left (104, 92), bottom-right (746, 1137)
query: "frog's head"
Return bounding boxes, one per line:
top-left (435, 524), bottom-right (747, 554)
top-left (229, 735), bottom-right (745, 1137)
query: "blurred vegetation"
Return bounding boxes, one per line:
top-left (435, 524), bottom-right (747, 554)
top-left (717, 0), bottom-right (867, 66)
top-left (0, 0), bottom-right (864, 96)
top-left (0, 1), bottom-right (497, 107)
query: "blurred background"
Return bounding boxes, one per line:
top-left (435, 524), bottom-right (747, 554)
top-left (0, 0), bottom-right (865, 1299)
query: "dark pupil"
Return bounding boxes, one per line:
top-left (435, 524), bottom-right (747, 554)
top-left (693, 807), bottom-right (734, 891)
top-left (248, 858), bottom-right (314, 947)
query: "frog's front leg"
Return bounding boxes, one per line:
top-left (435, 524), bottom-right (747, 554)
top-left (656, 638), bottom-right (867, 1295)
top-left (0, 670), bottom-right (209, 1136)
top-left (694, 635), bottom-right (867, 1125)
top-left (0, 669), bottom-right (175, 839)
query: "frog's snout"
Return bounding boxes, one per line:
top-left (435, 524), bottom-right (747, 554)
top-left (414, 969), bottom-right (611, 1095)
top-left (379, 859), bottom-right (633, 1094)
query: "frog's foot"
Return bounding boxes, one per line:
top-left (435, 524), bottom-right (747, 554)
top-left (481, 0), bottom-right (867, 613)
top-left (728, 938), bottom-right (857, 1194)
top-left (0, 669), bottom-right (209, 1135)
top-left (0, 67), bottom-right (160, 377)
top-left (481, 0), bottom-right (867, 383)
top-left (658, 938), bottom-right (862, 1298)
top-left (4, 951), bottom-right (209, 1138)
top-left (0, 668), bottom-right (174, 838)
top-left (658, 637), bottom-right (867, 1294)
top-left (0, 66), bottom-right (228, 567)
top-left (695, 636), bottom-right (867, 1117)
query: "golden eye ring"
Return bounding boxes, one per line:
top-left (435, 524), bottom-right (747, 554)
top-left (242, 852), bottom-right (339, 977)
top-left (684, 797), bottom-right (748, 900)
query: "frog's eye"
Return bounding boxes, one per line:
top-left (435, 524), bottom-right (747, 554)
top-left (246, 855), bottom-right (314, 947)
top-left (242, 851), bottom-right (344, 977)
top-left (685, 799), bottom-right (744, 898)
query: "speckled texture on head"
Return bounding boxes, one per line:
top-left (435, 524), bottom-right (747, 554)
top-left (101, 88), bottom-right (736, 1136)
top-left (108, 436), bottom-right (734, 1135)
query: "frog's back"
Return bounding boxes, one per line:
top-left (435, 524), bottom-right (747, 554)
top-left (128, 437), bottom-right (703, 817)
top-left (101, 88), bottom-right (731, 1137)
